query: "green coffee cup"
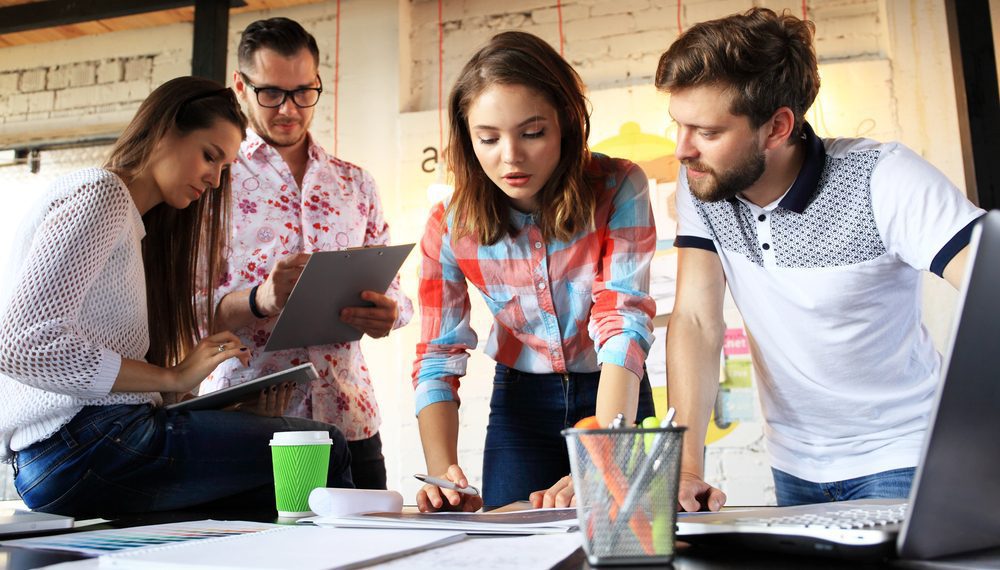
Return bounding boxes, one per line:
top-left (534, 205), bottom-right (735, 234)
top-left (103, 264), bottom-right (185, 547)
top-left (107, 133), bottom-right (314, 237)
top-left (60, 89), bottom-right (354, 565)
top-left (269, 431), bottom-right (332, 517)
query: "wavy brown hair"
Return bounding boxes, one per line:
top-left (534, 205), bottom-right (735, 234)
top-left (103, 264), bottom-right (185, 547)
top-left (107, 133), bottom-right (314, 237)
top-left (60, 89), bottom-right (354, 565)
top-left (104, 76), bottom-right (247, 367)
top-left (445, 31), bottom-right (601, 245)
top-left (655, 7), bottom-right (820, 139)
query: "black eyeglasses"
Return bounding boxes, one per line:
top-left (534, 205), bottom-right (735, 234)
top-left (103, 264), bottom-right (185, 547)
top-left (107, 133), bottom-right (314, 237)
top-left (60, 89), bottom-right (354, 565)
top-left (238, 71), bottom-right (323, 108)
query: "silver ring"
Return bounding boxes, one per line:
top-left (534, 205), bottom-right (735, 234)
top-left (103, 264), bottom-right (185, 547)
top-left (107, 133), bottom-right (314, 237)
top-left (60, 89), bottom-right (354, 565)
top-left (217, 343), bottom-right (226, 353)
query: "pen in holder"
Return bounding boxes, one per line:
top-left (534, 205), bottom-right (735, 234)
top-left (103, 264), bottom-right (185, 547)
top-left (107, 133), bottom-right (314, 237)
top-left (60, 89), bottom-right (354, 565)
top-left (563, 424), bottom-right (685, 566)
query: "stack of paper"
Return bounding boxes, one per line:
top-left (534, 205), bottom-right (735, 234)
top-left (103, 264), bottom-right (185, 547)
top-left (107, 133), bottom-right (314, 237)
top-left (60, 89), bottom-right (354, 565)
top-left (304, 508), bottom-right (579, 535)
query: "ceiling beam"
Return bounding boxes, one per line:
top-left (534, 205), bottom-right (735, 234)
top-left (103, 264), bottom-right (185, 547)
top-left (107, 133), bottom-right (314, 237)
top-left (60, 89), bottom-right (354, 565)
top-left (0, 0), bottom-right (244, 36)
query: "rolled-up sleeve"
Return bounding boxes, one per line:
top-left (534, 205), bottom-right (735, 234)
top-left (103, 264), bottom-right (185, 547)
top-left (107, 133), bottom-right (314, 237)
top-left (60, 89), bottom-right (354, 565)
top-left (590, 163), bottom-right (657, 379)
top-left (411, 204), bottom-right (478, 414)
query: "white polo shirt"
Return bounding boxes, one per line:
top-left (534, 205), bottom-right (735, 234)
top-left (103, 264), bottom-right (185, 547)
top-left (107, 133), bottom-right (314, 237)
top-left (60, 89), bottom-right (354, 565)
top-left (675, 123), bottom-right (985, 482)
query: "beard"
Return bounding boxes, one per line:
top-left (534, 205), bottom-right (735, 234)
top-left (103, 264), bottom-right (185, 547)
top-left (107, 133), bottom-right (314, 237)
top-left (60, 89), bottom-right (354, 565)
top-left (684, 140), bottom-right (766, 203)
top-left (248, 109), bottom-right (309, 148)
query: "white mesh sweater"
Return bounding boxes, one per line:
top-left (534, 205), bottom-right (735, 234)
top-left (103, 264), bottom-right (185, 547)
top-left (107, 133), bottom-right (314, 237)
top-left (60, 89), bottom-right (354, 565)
top-left (0, 168), bottom-right (160, 463)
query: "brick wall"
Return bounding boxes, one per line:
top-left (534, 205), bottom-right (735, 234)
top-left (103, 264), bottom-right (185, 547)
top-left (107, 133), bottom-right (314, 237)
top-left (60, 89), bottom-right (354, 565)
top-left (404, 0), bottom-right (886, 112)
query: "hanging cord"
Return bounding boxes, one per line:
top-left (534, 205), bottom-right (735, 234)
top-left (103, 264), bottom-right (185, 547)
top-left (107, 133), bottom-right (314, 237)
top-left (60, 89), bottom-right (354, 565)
top-left (802, 0), bottom-right (808, 20)
top-left (557, 0), bottom-right (565, 56)
top-left (333, 0), bottom-right (341, 156)
top-left (677, 0), bottom-right (683, 34)
top-left (438, 0), bottom-right (444, 153)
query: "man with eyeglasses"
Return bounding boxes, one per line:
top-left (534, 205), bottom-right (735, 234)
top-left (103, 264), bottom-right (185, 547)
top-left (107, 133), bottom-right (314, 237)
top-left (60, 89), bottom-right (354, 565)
top-left (203, 17), bottom-right (413, 490)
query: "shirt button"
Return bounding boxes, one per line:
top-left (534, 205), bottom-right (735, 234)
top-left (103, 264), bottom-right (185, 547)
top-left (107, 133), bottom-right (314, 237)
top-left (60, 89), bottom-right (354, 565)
top-left (538, 282), bottom-right (547, 291)
top-left (534, 242), bottom-right (542, 249)
top-left (758, 214), bottom-right (766, 222)
top-left (762, 243), bottom-right (771, 250)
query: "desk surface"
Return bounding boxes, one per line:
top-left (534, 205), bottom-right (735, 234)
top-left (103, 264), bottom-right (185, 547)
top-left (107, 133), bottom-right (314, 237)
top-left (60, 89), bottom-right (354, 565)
top-left (2, 508), bottom-right (997, 570)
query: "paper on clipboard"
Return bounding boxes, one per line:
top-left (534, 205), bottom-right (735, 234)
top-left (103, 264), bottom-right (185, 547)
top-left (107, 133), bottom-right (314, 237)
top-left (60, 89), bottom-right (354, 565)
top-left (262, 243), bottom-right (414, 352)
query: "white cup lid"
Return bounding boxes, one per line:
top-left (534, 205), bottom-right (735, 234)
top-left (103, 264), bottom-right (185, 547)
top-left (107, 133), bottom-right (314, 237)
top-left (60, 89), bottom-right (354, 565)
top-left (269, 430), bottom-right (333, 446)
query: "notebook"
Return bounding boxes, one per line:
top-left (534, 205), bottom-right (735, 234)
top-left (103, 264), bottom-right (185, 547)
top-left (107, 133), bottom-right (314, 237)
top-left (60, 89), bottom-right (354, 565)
top-left (304, 508), bottom-right (580, 535)
top-left (677, 211), bottom-right (1000, 560)
top-left (0, 509), bottom-right (73, 536)
top-left (96, 525), bottom-right (465, 569)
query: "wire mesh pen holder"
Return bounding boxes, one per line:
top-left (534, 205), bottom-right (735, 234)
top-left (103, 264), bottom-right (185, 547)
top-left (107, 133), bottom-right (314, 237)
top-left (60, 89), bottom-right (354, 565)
top-left (563, 426), bottom-right (685, 566)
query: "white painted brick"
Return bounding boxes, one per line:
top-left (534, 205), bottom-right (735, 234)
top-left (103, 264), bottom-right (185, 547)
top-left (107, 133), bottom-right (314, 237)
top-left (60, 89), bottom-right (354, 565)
top-left (19, 68), bottom-right (46, 92)
top-left (684, 0), bottom-right (753, 26)
top-left (564, 37), bottom-right (611, 61)
top-left (635, 6), bottom-right (681, 35)
top-left (47, 67), bottom-right (72, 90)
top-left (96, 60), bottom-right (122, 84)
top-left (26, 110), bottom-right (50, 122)
top-left (70, 62), bottom-right (96, 87)
top-left (531, 5), bottom-right (589, 25)
top-left (151, 57), bottom-right (191, 87)
top-left (607, 29), bottom-right (673, 60)
top-left (591, 0), bottom-right (651, 17)
top-left (564, 13), bottom-right (636, 41)
top-left (7, 93), bottom-right (28, 114)
top-left (27, 90), bottom-right (55, 112)
top-left (0, 72), bottom-right (18, 93)
top-left (123, 57), bottom-right (153, 82)
top-left (816, 33), bottom-right (880, 60)
top-left (485, 12), bottom-right (531, 30)
top-left (457, 0), bottom-right (552, 20)
top-left (54, 84), bottom-right (97, 110)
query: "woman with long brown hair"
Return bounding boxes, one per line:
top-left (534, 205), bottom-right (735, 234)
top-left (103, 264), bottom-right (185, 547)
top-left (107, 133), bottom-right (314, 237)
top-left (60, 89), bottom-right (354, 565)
top-left (412, 31), bottom-right (657, 510)
top-left (0, 76), bottom-right (352, 518)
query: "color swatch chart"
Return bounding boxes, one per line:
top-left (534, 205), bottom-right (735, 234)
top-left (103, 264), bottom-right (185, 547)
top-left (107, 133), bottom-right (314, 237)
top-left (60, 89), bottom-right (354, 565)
top-left (0, 519), bottom-right (280, 556)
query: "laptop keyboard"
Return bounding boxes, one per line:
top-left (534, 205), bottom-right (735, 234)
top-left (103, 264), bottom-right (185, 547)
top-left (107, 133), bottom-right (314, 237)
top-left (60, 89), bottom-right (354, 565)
top-left (735, 503), bottom-right (909, 530)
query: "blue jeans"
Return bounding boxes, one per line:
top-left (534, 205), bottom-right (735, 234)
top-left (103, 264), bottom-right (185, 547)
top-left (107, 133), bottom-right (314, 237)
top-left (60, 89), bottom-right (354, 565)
top-left (14, 404), bottom-right (353, 518)
top-left (772, 467), bottom-right (916, 506)
top-left (482, 364), bottom-right (655, 508)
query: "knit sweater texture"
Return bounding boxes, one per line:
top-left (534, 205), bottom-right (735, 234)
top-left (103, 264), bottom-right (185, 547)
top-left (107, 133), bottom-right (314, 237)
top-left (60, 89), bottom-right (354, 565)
top-left (0, 168), bottom-right (159, 463)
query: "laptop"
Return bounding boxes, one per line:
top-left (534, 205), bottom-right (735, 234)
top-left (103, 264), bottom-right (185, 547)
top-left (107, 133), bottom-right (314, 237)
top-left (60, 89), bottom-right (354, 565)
top-left (677, 210), bottom-right (1000, 561)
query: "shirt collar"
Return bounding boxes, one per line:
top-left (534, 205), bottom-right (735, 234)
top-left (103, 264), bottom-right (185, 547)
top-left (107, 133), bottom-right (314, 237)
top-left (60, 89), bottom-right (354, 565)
top-left (775, 122), bottom-right (826, 214)
top-left (241, 128), bottom-right (325, 162)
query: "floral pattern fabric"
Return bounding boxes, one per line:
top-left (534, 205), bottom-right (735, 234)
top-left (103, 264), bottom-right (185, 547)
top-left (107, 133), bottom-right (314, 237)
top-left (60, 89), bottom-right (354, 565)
top-left (202, 129), bottom-right (413, 441)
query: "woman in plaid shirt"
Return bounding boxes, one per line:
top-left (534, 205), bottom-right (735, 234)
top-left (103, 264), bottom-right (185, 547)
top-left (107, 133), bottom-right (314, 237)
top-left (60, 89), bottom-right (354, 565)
top-left (413, 31), bottom-right (658, 511)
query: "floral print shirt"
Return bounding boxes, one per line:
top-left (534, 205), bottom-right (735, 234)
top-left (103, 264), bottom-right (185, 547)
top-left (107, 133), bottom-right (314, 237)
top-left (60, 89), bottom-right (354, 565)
top-left (203, 129), bottom-right (413, 441)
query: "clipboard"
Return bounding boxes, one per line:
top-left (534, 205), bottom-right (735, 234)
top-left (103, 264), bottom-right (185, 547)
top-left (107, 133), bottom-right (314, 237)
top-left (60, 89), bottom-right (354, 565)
top-left (262, 243), bottom-right (415, 352)
top-left (166, 363), bottom-right (318, 412)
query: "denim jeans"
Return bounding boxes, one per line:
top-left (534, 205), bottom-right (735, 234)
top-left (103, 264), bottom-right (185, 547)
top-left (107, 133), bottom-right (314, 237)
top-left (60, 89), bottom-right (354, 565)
top-left (482, 364), bottom-right (655, 508)
top-left (13, 404), bottom-right (353, 518)
top-left (772, 467), bottom-right (916, 506)
top-left (347, 432), bottom-right (386, 490)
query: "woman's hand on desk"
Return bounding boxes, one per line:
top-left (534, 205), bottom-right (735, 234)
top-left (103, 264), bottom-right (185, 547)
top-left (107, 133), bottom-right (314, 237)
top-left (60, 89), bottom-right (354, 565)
top-left (166, 331), bottom-right (250, 393)
top-left (529, 474), bottom-right (577, 509)
top-left (416, 464), bottom-right (483, 513)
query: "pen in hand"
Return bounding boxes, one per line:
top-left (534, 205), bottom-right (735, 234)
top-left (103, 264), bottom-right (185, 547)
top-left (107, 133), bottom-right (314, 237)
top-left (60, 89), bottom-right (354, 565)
top-left (414, 474), bottom-right (480, 496)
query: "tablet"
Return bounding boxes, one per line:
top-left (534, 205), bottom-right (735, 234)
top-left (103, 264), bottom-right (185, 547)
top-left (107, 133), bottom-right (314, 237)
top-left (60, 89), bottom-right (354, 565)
top-left (166, 363), bottom-right (318, 412)
top-left (263, 243), bottom-right (415, 352)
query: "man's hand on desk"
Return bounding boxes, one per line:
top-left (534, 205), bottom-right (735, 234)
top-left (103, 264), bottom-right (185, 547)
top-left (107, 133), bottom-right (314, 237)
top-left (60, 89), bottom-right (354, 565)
top-left (678, 471), bottom-right (727, 512)
top-left (416, 464), bottom-right (484, 513)
top-left (341, 290), bottom-right (398, 339)
top-left (529, 474), bottom-right (577, 509)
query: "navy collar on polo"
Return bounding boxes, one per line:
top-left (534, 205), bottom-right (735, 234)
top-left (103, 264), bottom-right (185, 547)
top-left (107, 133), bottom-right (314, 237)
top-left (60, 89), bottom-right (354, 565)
top-left (726, 122), bottom-right (826, 213)
top-left (776, 122), bottom-right (826, 214)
